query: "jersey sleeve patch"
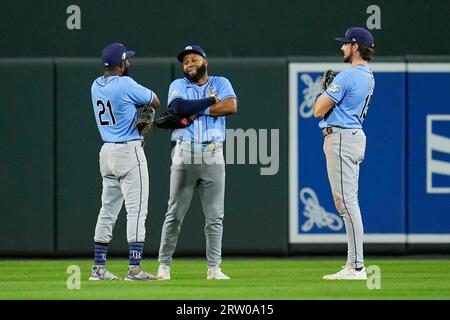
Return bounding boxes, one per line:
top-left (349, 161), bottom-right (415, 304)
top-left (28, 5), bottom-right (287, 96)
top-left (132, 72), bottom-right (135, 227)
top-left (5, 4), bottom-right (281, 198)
top-left (328, 83), bottom-right (341, 93)
top-left (168, 88), bottom-right (181, 100)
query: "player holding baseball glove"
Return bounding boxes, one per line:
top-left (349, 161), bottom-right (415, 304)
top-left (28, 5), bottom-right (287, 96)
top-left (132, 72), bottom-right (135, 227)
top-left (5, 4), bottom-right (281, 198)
top-left (156, 45), bottom-right (237, 281)
top-left (89, 42), bottom-right (160, 281)
top-left (314, 27), bottom-right (375, 280)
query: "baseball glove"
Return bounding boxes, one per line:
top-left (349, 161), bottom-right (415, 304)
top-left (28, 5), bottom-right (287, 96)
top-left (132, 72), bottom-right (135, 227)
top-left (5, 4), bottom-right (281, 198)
top-left (155, 109), bottom-right (193, 130)
top-left (322, 69), bottom-right (336, 91)
top-left (135, 105), bottom-right (156, 135)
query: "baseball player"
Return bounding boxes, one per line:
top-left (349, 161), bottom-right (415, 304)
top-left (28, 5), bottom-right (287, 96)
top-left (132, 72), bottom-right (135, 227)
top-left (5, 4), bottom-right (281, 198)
top-left (313, 27), bottom-right (375, 280)
top-left (89, 42), bottom-right (160, 281)
top-left (157, 45), bottom-right (238, 280)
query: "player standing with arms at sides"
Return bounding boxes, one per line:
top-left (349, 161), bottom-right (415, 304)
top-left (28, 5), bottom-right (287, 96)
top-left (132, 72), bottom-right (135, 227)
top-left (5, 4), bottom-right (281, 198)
top-left (313, 27), bottom-right (375, 280)
top-left (157, 45), bottom-right (238, 280)
top-left (89, 42), bottom-right (160, 281)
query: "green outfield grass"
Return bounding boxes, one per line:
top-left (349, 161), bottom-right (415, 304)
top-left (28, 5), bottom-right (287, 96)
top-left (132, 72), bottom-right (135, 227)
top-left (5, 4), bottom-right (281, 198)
top-left (0, 258), bottom-right (449, 300)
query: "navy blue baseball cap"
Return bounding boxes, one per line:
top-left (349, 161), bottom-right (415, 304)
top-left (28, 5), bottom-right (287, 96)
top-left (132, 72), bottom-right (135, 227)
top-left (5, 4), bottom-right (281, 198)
top-left (335, 27), bottom-right (375, 48)
top-left (177, 45), bottom-right (207, 62)
top-left (102, 42), bottom-right (135, 67)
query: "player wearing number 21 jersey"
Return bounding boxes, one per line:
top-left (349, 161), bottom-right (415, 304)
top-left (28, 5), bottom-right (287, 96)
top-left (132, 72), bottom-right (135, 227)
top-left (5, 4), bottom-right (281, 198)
top-left (89, 42), bottom-right (160, 281)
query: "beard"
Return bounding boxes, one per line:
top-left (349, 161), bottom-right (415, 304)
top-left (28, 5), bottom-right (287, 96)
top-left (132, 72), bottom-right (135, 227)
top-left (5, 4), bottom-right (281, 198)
top-left (343, 50), bottom-right (353, 63)
top-left (184, 62), bottom-right (207, 83)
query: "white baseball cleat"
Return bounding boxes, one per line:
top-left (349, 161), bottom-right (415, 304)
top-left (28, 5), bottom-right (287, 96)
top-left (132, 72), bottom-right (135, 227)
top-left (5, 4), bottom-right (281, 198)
top-left (323, 266), bottom-right (367, 280)
top-left (124, 265), bottom-right (159, 281)
top-left (207, 267), bottom-right (230, 280)
top-left (88, 265), bottom-right (120, 281)
top-left (157, 264), bottom-right (171, 280)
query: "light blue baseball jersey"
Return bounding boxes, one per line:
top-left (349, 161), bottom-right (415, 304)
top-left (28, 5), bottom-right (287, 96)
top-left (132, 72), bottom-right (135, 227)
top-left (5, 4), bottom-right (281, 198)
top-left (91, 76), bottom-right (154, 142)
top-left (168, 76), bottom-right (237, 142)
top-left (319, 65), bottom-right (375, 129)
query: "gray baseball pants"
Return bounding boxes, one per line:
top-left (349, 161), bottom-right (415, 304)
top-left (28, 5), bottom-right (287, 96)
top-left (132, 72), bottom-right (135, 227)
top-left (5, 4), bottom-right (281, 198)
top-left (158, 141), bottom-right (225, 268)
top-left (94, 140), bottom-right (149, 244)
top-left (323, 128), bottom-right (366, 269)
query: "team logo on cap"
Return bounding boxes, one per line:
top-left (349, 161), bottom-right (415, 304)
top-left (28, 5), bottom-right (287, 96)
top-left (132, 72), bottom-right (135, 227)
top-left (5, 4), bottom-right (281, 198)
top-left (185, 46), bottom-right (193, 50)
top-left (121, 52), bottom-right (126, 60)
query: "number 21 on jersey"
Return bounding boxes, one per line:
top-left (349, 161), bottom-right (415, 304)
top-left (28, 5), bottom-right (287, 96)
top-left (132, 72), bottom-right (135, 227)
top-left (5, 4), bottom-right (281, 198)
top-left (96, 99), bottom-right (116, 126)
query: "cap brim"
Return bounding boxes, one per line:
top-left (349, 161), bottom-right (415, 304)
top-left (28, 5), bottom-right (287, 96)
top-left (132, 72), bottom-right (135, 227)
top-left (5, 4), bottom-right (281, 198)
top-left (335, 37), bottom-right (351, 43)
top-left (126, 50), bottom-right (135, 58)
top-left (177, 50), bottom-right (205, 63)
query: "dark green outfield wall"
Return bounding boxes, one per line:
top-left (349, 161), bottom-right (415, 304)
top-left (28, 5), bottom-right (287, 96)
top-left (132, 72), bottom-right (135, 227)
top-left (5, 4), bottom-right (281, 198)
top-left (1, 0), bottom-right (449, 58)
top-left (0, 60), bottom-right (55, 255)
